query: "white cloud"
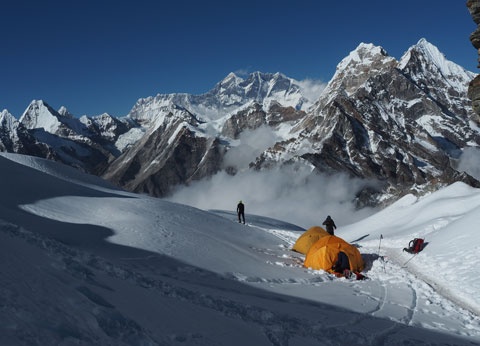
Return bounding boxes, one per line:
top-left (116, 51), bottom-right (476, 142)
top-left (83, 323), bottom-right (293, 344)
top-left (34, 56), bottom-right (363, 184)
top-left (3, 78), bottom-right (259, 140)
top-left (458, 147), bottom-right (480, 180)
top-left (297, 78), bottom-right (327, 103)
top-left (223, 126), bottom-right (281, 169)
top-left (233, 68), bottom-right (251, 77)
top-left (166, 165), bottom-right (378, 229)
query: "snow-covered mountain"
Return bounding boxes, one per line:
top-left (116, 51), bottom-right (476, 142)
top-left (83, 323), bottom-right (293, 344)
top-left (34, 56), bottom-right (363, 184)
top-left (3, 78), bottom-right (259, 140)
top-left (1, 39), bottom-right (479, 206)
top-left (129, 72), bottom-right (311, 125)
top-left (102, 72), bottom-right (312, 196)
top-left (0, 109), bottom-right (51, 157)
top-left (0, 152), bottom-right (479, 345)
top-left (13, 100), bottom-right (133, 173)
top-left (254, 39), bottom-right (480, 205)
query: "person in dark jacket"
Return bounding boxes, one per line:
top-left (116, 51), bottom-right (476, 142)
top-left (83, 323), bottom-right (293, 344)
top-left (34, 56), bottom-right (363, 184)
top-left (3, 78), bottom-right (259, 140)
top-left (237, 200), bottom-right (245, 224)
top-left (332, 251), bottom-right (351, 278)
top-left (322, 215), bottom-right (337, 235)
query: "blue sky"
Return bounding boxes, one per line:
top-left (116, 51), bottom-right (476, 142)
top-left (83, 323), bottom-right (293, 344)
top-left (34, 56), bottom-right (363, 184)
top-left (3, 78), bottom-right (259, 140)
top-left (1, 1), bottom-right (477, 118)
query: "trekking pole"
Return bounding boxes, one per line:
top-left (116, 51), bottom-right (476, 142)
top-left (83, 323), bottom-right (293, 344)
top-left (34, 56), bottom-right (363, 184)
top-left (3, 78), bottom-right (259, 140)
top-left (377, 234), bottom-right (383, 257)
top-left (378, 234), bottom-right (385, 273)
top-left (402, 254), bottom-right (417, 267)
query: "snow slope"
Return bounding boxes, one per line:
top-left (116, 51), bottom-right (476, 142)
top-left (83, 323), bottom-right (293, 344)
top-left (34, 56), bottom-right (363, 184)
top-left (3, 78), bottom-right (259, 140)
top-left (0, 152), bottom-right (479, 346)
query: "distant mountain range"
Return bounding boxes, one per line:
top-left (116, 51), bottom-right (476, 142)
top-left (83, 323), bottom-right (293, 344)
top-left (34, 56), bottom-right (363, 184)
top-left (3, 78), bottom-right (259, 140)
top-left (1, 38), bottom-right (479, 207)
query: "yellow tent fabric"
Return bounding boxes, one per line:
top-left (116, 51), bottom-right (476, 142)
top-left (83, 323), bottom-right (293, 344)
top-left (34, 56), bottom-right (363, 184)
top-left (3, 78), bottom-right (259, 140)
top-left (292, 226), bottom-right (330, 254)
top-left (304, 235), bottom-right (364, 272)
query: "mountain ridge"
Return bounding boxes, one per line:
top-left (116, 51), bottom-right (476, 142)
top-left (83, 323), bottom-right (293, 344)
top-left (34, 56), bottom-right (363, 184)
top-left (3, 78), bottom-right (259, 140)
top-left (1, 38), bottom-right (479, 207)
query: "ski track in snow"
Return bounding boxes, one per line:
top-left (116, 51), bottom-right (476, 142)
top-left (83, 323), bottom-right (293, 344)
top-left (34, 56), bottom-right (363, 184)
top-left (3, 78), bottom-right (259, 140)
top-left (248, 223), bottom-right (480, 342)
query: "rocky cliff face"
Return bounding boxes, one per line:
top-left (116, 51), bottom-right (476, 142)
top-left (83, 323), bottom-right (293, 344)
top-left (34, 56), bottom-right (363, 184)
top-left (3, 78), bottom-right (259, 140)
top-left (252, 40), bottom-right (480, 205)
top-left (1, 39), bottom-right (479, 208)
top-left (102, 104), bottom-right (224, 196)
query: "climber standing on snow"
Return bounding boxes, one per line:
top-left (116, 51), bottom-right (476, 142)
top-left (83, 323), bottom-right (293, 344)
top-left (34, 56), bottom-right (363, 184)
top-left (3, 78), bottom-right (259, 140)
top-left (323, 215), bottom-right (336, 235)
top-left (237, 200), bottom-right (245, 224)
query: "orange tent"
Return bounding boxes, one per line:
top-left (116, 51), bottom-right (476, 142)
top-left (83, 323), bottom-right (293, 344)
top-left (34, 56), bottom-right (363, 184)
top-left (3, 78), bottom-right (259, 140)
top-left (292, 226), bottom-right (330, 255)
top-left (304, 235), bottom-right (364, 273)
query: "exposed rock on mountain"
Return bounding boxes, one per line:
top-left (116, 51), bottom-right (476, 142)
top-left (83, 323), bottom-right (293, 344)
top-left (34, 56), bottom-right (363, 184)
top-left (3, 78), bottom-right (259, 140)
top-left (220, 102), bottom-right (306, 139)
top-left (252, 39), bottom-right (480, 204)
top-left (0, 110), bottom-right (51, 157)
top-left (16, 100), bottom-right (133, 173)
top-left (101, 72), bottom-right (311, 196)
top-left (102, 105), bottom-right (224, 196)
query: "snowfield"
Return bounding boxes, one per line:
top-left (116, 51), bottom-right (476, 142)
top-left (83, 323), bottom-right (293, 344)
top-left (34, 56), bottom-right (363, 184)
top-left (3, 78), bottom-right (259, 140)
top-left (0, 152), bottom-right (479, 346)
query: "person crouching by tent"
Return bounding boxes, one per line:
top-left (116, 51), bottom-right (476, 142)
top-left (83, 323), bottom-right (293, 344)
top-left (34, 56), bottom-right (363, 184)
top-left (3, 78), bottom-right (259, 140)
top-left (322, 215), bottom-right (336, 235)
top-left (332, 251), bottom-right (351, 278)
top-left (237, 200), bottom-right (245, 224)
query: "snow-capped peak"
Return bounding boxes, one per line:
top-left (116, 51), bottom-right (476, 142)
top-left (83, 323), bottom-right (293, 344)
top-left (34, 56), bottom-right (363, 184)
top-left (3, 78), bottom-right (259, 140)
top-left (325, 42), bottom-right (396, 97)
top-left (404, 38), bottom-right (449, 69)
top-left (0, 109), bottom-right (18, 131)
top-left (415, 38), bottom-right (445, 63)
top-left (336, 42), bottom-right (393, 72)
top-left (19, 100), bottom-right (62, 133)
top-left (0, 109), bottom-right (13, 120)
top-left (220, 72), bottom-right (243, 87)
top-left (398, 38), bottom-right (476, 79)
top-left (58, 106), bottom-right (75, 119)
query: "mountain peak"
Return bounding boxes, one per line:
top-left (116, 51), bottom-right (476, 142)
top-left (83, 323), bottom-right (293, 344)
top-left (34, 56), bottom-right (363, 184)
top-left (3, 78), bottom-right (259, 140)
top-left (356, 42), bottom-right (386, 54)
top-left (0, 109), bottom-right (13, 119)
top-left (0, 110), bottom-right (18, 132)
top-left (326, 42), bottom-right (396, 96)
top-left (58, 106), bottom-right (74, 119)
top-left (411, 38), bottom-right (447, 66)
top-left (336, 42), bottom-right (393, 73)
top-left (19, 100), bottom-right (62, 132)
top-left (219, 72), bottom-right (243, 87)
top-left (398, 38), bottom-right (475, 78)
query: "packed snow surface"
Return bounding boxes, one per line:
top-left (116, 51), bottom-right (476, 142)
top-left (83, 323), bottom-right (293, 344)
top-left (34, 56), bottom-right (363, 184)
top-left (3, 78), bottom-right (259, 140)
top-left (0, 152), bottom-right (479, 346)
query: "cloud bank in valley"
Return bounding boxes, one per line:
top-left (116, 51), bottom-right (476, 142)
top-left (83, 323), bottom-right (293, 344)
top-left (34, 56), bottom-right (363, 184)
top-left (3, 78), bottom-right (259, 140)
top-left (167, 124), bottom-right (377, 229)
top-left (166, 166), bottom-right (377, 229)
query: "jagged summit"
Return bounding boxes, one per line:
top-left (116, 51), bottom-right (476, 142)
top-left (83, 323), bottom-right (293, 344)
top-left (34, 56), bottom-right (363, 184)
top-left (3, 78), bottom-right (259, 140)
top-left (0, 110), bottom-right (18, 131)
top-left (399, 38), bottom-right (475, 80)
top-left (410, 38), bottom-right (452, 68)
top-left (324, 42), bottom-right (396, 97)
top-left (19, 100), bottom-right (63, 133)
top-left (218, 72), bottom-right (243, 87)
top-left (58, 106), bottom-right (75, 119)
top-left (337, 42), bottom-right (392, 70)
top-left (0, 109), bottom-right (14, 120)
top-left (128, 71), bottom-right (309, 127)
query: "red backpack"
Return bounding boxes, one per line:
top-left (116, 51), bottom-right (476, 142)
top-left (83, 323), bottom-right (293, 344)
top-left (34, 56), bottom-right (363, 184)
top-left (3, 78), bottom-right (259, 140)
top-left (403, 238), bottom-right (424, 254)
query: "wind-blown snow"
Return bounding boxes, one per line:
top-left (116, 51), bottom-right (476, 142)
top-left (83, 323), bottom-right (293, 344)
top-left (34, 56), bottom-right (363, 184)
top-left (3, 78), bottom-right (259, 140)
top-left (0, 152), bottom-right (479, 345)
